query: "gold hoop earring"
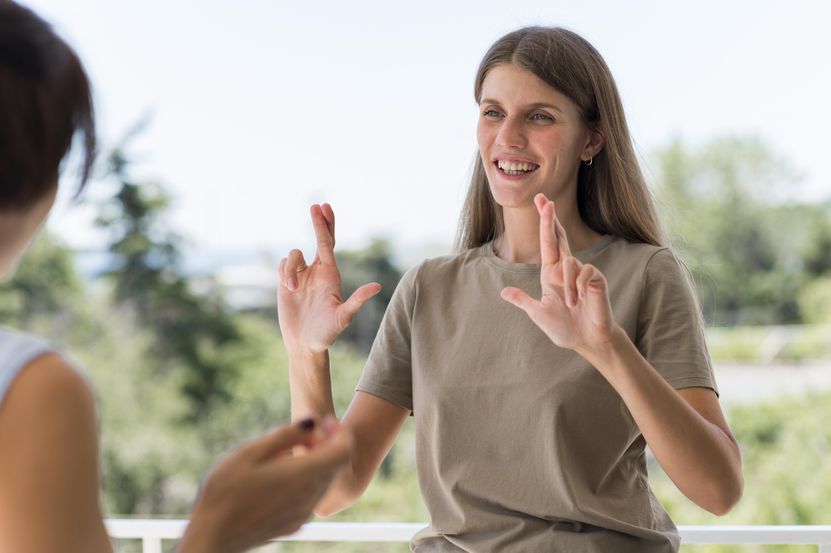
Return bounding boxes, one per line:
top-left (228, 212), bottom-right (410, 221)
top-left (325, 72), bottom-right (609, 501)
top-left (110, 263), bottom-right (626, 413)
top-left (584, 157), bottom-right (593, 166)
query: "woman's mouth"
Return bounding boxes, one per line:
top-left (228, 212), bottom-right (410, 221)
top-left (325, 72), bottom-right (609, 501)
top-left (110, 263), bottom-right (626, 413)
top-left (495, 159), bottom-right (539, 176)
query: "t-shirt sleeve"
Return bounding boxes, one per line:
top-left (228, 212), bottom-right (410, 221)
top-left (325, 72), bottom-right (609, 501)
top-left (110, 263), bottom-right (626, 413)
top-left (636, 248), bottom-right (719, 395)
top-left (354, 263), bottom-right (419, 412)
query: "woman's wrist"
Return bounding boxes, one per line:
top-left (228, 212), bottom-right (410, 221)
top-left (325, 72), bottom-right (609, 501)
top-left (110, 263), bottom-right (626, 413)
top-left (574, 324), bottom-right (629, 370)
top-left (287, 346), bottom-right (329, 369)
top-left (177, 508), bottom-right (229, 553)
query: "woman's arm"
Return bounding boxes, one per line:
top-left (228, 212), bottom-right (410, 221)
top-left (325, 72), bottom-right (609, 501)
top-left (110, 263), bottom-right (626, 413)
top-left (0, 354), bottom-right (111, 553)
top-left (0, 354), bottom-right (357, 553)
top-left (501, 193), bottom-right (743, 515)
top-left (287, 350), bottom-right (409, 517)
top-left (278, 203), bottom-right (410, 517)
top-left (579, 329), bottom-right (742, 515)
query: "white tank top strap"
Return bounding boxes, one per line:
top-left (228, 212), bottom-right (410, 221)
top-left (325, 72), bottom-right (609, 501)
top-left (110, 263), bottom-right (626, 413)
top-left (0, 327), bottom-right (53, 409)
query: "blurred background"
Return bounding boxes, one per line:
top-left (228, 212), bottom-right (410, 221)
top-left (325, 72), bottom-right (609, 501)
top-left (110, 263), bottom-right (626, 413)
top-left (3, 1), bottom-right (831, 551)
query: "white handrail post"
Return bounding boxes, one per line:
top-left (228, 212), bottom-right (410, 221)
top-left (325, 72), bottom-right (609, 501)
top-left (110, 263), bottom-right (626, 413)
top-left (142, 537), bottom-right (163, 553)
top-left (818, 544), bottom-right (831, 553)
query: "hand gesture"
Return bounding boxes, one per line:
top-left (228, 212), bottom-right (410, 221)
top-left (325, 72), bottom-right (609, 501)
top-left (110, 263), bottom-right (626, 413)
top-left (181, 417), bottom-right (352, 553)
top-left (500, 193), bottom-right (615, 352)
top-left (277, 203), bottom-right (381, 353)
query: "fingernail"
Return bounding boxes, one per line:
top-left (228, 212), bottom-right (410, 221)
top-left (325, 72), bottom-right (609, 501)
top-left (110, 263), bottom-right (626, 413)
top-left (298, 418), bottom-right (315, 431)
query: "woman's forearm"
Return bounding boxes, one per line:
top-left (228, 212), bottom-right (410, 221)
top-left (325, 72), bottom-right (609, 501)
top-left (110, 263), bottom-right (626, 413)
top-left (578, 326), bottom-right (743, 515)
top-left (288, 348), bottom-right (337, 420)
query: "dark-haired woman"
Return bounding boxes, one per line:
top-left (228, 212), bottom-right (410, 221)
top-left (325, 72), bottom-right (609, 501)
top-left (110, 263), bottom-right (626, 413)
top-left (279, 26), bottom-right (743, 552)
top-left (0, 1), bottom-right (352, 551)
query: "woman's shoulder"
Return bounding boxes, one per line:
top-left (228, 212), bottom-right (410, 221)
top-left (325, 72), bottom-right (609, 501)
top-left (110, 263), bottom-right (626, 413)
top-left (597, 236), bottom-right (684, 275)
top-left (403, 245), bottom-right (488, 285)
top-left (0, 327), bottom-right (53, 403)
top-left (0, 327), bottom-right (91, 413)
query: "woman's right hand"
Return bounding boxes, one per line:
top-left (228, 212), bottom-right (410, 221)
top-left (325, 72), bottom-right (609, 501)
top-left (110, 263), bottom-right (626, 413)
top-left (277, 203), bottom-right (381, 353)
top-left (179, 417), bottom-right (353, 553)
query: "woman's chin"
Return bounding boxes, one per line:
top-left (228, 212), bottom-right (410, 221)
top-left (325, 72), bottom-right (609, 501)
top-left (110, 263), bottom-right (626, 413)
top-left (488, 184), bottom-right (537, 209)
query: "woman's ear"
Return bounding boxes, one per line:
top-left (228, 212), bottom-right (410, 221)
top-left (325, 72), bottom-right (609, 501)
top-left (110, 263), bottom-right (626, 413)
top-left (582, 129), bottom-right (605, 162)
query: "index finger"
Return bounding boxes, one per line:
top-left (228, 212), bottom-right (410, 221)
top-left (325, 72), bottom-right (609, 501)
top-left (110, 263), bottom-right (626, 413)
top-left (310, 204), bottom-right (336, 265)
top-left (535, 194), bottom-right (559, 266)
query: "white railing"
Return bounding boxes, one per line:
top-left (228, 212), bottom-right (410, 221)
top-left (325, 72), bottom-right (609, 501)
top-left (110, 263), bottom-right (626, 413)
top-left (105, 519), bottom-right (831, 552)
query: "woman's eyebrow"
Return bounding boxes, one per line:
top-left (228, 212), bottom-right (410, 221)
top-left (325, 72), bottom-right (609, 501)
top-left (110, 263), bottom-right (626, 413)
top-left (479, 98), bottom-right (563, 113)
top-left (527, 102), bottom-right (564, 113)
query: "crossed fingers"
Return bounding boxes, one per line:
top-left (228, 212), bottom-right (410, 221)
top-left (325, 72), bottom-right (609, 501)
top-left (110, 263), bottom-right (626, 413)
top-left (534, 193), bottom-right (607, 307)
top-left (279, 203), bottom-right (336, 291)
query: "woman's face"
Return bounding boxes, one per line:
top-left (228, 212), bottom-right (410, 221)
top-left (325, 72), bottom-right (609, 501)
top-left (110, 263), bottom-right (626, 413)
top-left (476, 63), bottom-right (599, 209)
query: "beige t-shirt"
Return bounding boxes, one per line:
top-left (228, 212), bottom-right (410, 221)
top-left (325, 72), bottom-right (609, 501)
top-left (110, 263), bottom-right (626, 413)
top-left (356, 235), bottom-right (717, 552)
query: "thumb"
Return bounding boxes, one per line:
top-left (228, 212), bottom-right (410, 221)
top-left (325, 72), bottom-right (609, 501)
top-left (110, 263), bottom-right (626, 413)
top-left (337, 282), bottom-right (382, 328)
top-left (500, 286), bottom-right (538, 316)
top-left (247, 421), bottom-right (316, 461)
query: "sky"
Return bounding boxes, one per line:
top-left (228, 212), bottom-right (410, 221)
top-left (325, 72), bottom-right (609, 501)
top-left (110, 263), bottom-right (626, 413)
top-left (28, 0), bottom-right (831, 262)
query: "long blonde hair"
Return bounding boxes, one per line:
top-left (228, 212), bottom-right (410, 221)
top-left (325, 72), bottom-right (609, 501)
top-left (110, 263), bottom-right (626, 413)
top-left (456, 26), bottom-right (664, 251)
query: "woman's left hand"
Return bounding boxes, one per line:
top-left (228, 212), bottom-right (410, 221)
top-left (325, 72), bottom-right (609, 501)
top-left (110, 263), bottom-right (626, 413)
top-left (500, 193), bottom-right (616, 353)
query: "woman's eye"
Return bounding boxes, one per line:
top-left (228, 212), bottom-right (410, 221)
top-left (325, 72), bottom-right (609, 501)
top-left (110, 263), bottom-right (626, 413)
top-left (482, 109), bottom-right (502, 118)
top-left (530, 113), bottom-right (554, 122)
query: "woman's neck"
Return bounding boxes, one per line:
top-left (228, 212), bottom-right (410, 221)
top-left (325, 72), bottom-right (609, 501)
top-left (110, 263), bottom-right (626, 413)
top-left (493, 198), bottom-right (602, 264)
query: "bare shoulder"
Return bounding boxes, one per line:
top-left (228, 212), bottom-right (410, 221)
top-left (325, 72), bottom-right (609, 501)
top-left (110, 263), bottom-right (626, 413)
top-left (0, 353), bottom-right (110, 552)
top-left (0, 352), bottom-right (95, 419)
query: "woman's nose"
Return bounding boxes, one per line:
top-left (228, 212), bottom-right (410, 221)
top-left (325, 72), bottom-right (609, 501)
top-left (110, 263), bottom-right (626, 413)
top-left (495, 117), bottom-right (527, 150)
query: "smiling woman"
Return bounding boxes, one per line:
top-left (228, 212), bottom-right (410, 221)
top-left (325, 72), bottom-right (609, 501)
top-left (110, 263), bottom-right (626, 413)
top-left (279, 25), bottom-right (742, 553)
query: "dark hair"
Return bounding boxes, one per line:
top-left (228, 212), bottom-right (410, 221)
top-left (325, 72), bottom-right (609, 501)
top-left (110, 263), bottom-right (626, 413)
top-left (0, 0), bottom-right (95, 211)
top-left (457, 26), bottom-right (664, 251)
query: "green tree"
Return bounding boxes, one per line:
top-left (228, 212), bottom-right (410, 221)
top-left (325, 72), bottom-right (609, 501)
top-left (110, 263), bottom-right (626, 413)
top-left (802, 200), bottom-right (831, 277)
top-left (0, 232), bottom-right (83, 326)
top-left (653, 137), bottom-right (811, 325)
top-left (95, 143), bottom-right (243, 421)
top-left (336, 238), bottom-right (403, 353)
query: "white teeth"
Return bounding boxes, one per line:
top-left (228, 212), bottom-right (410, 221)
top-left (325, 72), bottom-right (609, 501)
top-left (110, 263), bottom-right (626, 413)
top-left (497, 160), bottom-right (536, 173)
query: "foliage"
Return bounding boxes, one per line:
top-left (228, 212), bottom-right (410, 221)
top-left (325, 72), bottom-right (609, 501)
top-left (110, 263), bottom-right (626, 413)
top-left (95, 145), bottom-right (244, 421)
top-left (0, 232), bottom-right (84, 329)
top-left (334, 238), bottom-right (403, 353)
top-left (653, 137), bottom-right (830, 326)
top-left (706, 325), bottom-right (831, 362)
top-left (797, 277), bottom-right (831, 325)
